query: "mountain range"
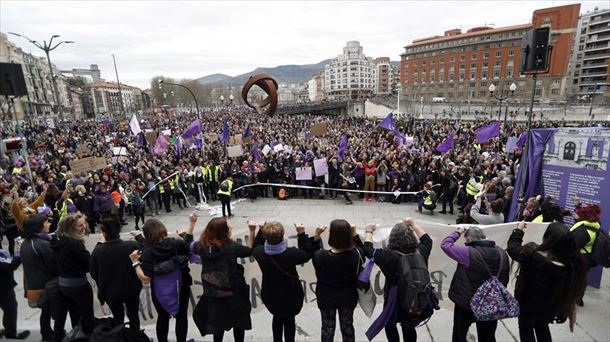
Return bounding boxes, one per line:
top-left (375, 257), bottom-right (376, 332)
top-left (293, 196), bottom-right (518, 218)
top-left (196, 60), bottom-right (400, 86)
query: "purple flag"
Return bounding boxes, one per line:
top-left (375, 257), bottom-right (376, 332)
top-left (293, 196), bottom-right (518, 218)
top-left (516, 131), bottom-right (527, 150)
top-left (153, 133), bottom-right (169, 156)
top-left (252, 144), bottom-right (262, 162)
top-left (436, 134), bottom-right (454, 153)
top-left (137, 132), bottom-right (145, 147)
top-left (338, 134), bottom-right (349, 161)
top-left (379, 113), bottom-right (408, 145)
top-left (243, 124), bottom-right (252, 138)
top-left (476, 121), bottom-right (500, 144)
top-left (174, 137), bottom-right (182, 157)
top-left (182, 119), bottom-right (201, 139)
top-left (220, 119), bottom-right (230, 143)
top-left (194, 135), bottom-right (203, 149)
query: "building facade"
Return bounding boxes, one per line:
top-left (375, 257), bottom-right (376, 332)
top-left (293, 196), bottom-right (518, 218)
top-left (570, 8), bottom-right (610, 97)
top-left (308, 70), bottom-right (325, 103)
top-left (89, 82), bottom-right (143, 118)
top-left (324, 41), bottom-right (376, 100)
top-left (0, 32), bottom-right (72, 122)
top-left (374, 57), bottom-right (394, 94)
top-left (400, 4), bottom-right (581, 106)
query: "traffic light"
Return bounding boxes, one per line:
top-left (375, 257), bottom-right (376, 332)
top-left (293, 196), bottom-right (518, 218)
top-left (521, 27), bottom-right (550, 73)
top-left (158, 79), bottom-right (163, 90)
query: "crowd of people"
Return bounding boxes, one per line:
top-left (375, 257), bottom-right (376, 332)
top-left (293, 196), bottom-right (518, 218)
top-left (0, 109), bottom-right (607, 342)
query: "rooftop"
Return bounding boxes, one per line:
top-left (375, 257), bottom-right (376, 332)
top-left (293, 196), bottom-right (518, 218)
top-left (405, 23), bottom-right (532, 49)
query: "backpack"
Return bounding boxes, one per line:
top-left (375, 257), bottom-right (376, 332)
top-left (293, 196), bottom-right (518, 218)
top-left (396, 252), bottom-right (439, 328)
top-left (153, 247), bottom-right (185, 317)
top-left (585, 227), bottom-right (610, 267)
top-left (469, 247), bottom-right (520, 321)
top-left (219, 180), bottom-right (230, 192)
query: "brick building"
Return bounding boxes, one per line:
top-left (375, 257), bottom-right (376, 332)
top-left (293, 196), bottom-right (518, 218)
top-left (400, 4), bottom-right (581, 106)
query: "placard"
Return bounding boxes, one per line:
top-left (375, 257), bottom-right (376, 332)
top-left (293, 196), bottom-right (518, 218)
top-left (273, 144), bottom-right (284, 153)
top-left (161, 129), bottom-right (171, 136)
top-left (313, 158), bottom-right (328, 176)
top-left (75, 146), bottom-right (90, 158)
top-left (227, 145), bottom-right (244, 158)
top-left (145, 131), bottom-right (157, 144)
top-left (296, 167), bottom-right (313, 181)
top-left (262, 145), bottom-right (272, 156)
top-left (234, 134), bottom-right (242, 145)
top-left (206, 133), bottom-right (218, 142)
top-left (310, 123), bottom-right (327, 137)
top-left (112, 147), bottom-right (128, 156)
top-left (283, 145), bottom-right (293, 154)
top-left (69, 157), bottom-right (108, 175)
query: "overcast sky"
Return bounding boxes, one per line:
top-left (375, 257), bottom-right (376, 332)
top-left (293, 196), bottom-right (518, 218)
top-left (1, 1), bottom-right (607, 89)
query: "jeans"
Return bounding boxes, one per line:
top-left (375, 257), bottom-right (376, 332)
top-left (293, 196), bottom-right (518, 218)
top-left (518, 313), bottom-right (552, 342)
top-left (320, 308), bottom-right (355, 342)
top-left (452, 305), bottom-right (498, 342)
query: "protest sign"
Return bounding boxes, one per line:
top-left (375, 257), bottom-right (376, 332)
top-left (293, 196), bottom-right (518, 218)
top-left (227, 145), bottom-right (244, 158)
top-left (69, 157), bottom-right (108, 175)
top-left (313, 158), bottom-right (328, 176)
top-left (112, 147), bottom-right (128, 156)
top-left (283, 145), bottom-right (293, 154)
top-left (262, 145), bottom-right (272, 156)
top-left (506, 136), bottom-right (519, 153)
top-left (295, 167), bottom-right (312, 181)
top-left (242, 136), bottom-right (252, 144)
top-left (161, 129), bottom-right (171, 136)
top-left (310, 123), bottom-right (327, 137)
top-left (206, 133), bottom-right (218, 142)
top-left (273, 144), bottom-right (284, 153)
top-left (234, 134), bottom-right (243, 145)
top-left (145, 131), bottom-right (157, 144)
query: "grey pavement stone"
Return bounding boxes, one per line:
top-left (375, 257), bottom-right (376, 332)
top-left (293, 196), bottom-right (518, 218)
top-left (5, 197), bottom-right (609, 341)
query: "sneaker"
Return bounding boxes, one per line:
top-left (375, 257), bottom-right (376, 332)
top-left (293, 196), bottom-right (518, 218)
top-left (6, 331), bottom-right (30, 340)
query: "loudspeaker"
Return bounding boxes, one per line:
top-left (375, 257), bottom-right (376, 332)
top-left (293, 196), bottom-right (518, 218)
top-left (520, 27), bottom-right (550, 73)
top-left (0, 63), bottom-right (28, 96)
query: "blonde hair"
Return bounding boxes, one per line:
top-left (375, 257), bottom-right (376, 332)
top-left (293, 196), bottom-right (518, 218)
top-left (75, 185), bottom-right (86, 193)
top-left (262, 221), bottom-right (285, 245)
top-left (57, 213), bottom-right (89, 241)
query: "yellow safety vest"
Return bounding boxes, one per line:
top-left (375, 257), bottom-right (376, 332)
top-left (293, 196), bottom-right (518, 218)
top-left (474, 144), bottom-right (481, 152)
top-left (55, 199), bottom-right (74, 221)
top-left (532, 215), bottom-right (544, 223)
top-left (168, 174), bottom-right (178, 190)
top-left (157, 177), bottom-right (165, 194)
top-left (466, 177), bottom-right (480, 197)
top-left (217, 179), bottom-right (233, 196)
top-left (570, 220), bottom-right (600, 254)
top-left (12, 167), bottom-right (22, 175)
top-left (424, 190), bottom-right (434, 206)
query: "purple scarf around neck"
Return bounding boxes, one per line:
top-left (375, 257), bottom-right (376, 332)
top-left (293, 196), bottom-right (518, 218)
top-left (264, 239), bottom-right (288, 255)
top-left (34, 232), bottom-right (52, 241)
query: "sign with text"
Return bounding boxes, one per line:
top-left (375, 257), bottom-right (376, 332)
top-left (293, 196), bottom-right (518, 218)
top-left (310, 123), bottom-right (327, 137)
top-left (69, 157), bottom-right (107, 175)
top-left (227, 145), bottom-right (244, 158)
top-left (145, 131), bottom-right (157, 144)
top-left (313, 158), bottom-right (328, 176)
top-left (296, 167), bottom-right (312, 181)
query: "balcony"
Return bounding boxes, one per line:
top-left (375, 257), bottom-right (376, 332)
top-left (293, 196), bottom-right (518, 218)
top-left (585, 42), bottom-right (609, 51)
top-left (583, 52), bottom-right (610, 61)
top-left (589, 24), bottom-right (610, 34)
top-left (578, 71), bottom-right (609, 78)
top-left (581, 61), bottom-right (609, 69)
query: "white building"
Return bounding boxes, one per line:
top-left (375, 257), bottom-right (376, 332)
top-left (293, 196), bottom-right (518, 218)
top-left (324, 41), bottom-right (376, 100)
top-left (89, 82), bottom-right (142, 118)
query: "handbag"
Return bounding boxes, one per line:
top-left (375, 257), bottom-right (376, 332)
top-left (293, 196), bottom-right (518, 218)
top-left (27, 289), bottom-right (44, 308)
top-left (356, 249), bottom-right (377, 318)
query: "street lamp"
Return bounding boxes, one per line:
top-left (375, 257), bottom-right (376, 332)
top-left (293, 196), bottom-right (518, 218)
top-left (489, 82), bottom-right (517, 126)
top-left (397, 83), bottom-right (402, 114)
top-left (229, 94), bottom-right (234, 107)
top-left (9, 32), bottom-right (74, 122)
top-left (220, 95), bottom-right (225, 107)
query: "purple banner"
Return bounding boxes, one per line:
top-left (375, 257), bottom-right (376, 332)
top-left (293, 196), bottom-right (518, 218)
top-left (512, 127), bottom-right (610, 288)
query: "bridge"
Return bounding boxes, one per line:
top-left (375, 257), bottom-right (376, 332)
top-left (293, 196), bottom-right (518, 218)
top-left (276, 101), bottom-right (348, 116)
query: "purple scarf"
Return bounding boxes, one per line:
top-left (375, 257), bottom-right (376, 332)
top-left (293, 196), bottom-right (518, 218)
top-left (34, 233), bottom-right (52, 241)
top-left (264, 240), bottom-right (288, 255)
top-left (366, 285), bottom-right (398, 340)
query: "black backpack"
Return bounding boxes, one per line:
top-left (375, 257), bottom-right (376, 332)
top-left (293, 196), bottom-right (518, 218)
top-left (90, 323), bottom-right (151, 342)
top-left (586, 227), bottom-right (610, 267)
top-left (219, 180), bottom-right (230, 192)
top-left (396, 252), bottom-right (439, 328)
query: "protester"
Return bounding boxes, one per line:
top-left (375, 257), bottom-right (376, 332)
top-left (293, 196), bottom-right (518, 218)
top-left (0, 237), bottom-right (30, 340)
top-left (217, 175), bottom-right (234, 218)
top-left (312, 219), bottom-right (364, 342)
top-left (20, 214), bottom-right (57, 341)
top-left (130, 215), bottom-right (196, 342)
top-left (90, 219), bottom-right (142, 329)
top-left (51, 213), bottom-right (95, 339)
top-left (441, 226), bottom-right (510, 342)
top-left (570, 203), bottom-right (603, 267)
top-left (416, 182), bottom-right (437, 214)
top-left (11, 184), bottom-right (47, 230)
top-left (507, 221), bottom-right (587, 342)
top-left (251, 221), bottom-right (323, 342)
top-left (470, 196), bottom-right (504, 225)
top-left (363, 217), bottom-right (432, 342)
top-left (192, 217), bottom-right (254, 342)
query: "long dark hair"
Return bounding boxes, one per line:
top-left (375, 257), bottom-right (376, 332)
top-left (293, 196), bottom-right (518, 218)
top-left (513, 222), bottom-right (587, 317)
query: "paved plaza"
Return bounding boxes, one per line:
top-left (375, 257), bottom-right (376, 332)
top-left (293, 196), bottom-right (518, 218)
top-left (6, 197), bottom-right (610, 341)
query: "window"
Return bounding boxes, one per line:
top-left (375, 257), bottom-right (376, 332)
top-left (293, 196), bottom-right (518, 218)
top-left (471, 54), bottom-right (477, 60)
top-left (431, 59), bottom-right (435, 65)
top-left (480, 81), bottom-right (487, 87)
top-left (460, 64), bottom-right (465, 70)
top-left (551, 89), bottom-right (559, 95)
top-left (553, 79), bottom-right (560, 85)
top-left (479, 91), bottom-right (486, 97)
top-left (460, 55), bottom-right (465, 61)
top-left (459, 73), bottom-right (465, 81)
top-left (440, 58), bottom-right (445, 64)
top-left (470, 63), bottom-right (477, 69)
top-left (493, 70), bottom-right (500, 79)
top-left (507, 60), bottom-right (514, 67)
top-left (494, 61), bottom-right (501, 68)
top-left (458, 92), bottom-right (464, 98)
top-left (506, 68), bottom-right (514, 78)
top-left (495, 51), bottom-right (502, 57)
top-left (509, 50), bottom-right (515, 56)
top-left (469, 82), bottom-right (476, 87)
top-left (482, 61), bottom-right (488, 68)
top-left (449, 74), bottom-right (454, 81)
top-left (535, 89), bottom-right (542, 96)
top-left (484, 53), bottom-right (489, 59)
top-left (470, 72), bottom-right (476, 80)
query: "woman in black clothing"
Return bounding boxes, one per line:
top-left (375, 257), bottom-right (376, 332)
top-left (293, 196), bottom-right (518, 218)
top-left (251, 221), bottom-right (324, 342)
top-left (73, 185), bottom-right (96, 233)
top-left (192, 217), bottom-right (254, 342)
top-left (130, 215), bottom-right (195, 342)
top-left (363, 217), bottom-right (432, 342)
top-left (507, 221), bottom-right (587, 342)
top-left (312, 219), bottom-right (364, 342)
top-left (20, 215), bottom-right (57, 341)
top-left (50, 213), bottom-right (95, 341)
top-left (90, 219), bottom-right (142, 329)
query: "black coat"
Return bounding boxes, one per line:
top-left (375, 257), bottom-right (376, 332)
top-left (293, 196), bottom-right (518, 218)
top-left (193, 241), bottom-right (252, 335)
top-left (0, 250), bottom-right (20, 292)
top-left (252, 231), bottom-right (320, 316)
top-left (51, 236), bottom-right (90, 279)
top-left (20, 236), bottom-right (57, 290)
top-left (312, 235), bottom-right (364, 311)
top-left (91, 239), bottom-right (143, 304)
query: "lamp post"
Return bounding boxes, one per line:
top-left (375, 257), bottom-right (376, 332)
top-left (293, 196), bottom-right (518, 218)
top-left (229, 94), bottom-right (234, 108)
top-left (220, 95), bottom-right (225, 107)
top-left (9, 32), bottom-right (74, 122)
top-left (419, 96), bottom-right (424, 119)
top-left (396, 83), bottom-right (402, 114)
top-left (489, 82), bottom-right (517, 123)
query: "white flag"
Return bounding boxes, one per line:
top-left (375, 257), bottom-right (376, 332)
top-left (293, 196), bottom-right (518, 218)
top-left (129, 114), bottom-right (141, 135)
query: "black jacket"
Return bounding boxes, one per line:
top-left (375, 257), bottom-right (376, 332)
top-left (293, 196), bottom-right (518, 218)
top-left (252, 230), bottom-right (320, 316)
top-left (20, 236), bottom-right (57, 290)
top-left (448, 240), bottom-right (510, 310)
top-left (91, 239), bottom-right (143, 303)
top-left (51, 236), bottom-right (90, 279)
top-left (140, 237), bottom-right (193, 288)
top-left (0, 250), bottom-right (20, 292)
top-left (312, 235), bottom-right (364, 311)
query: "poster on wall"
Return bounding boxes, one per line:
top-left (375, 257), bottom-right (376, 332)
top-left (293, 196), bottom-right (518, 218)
top-left (537, 127), bottom-right (610, 288)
